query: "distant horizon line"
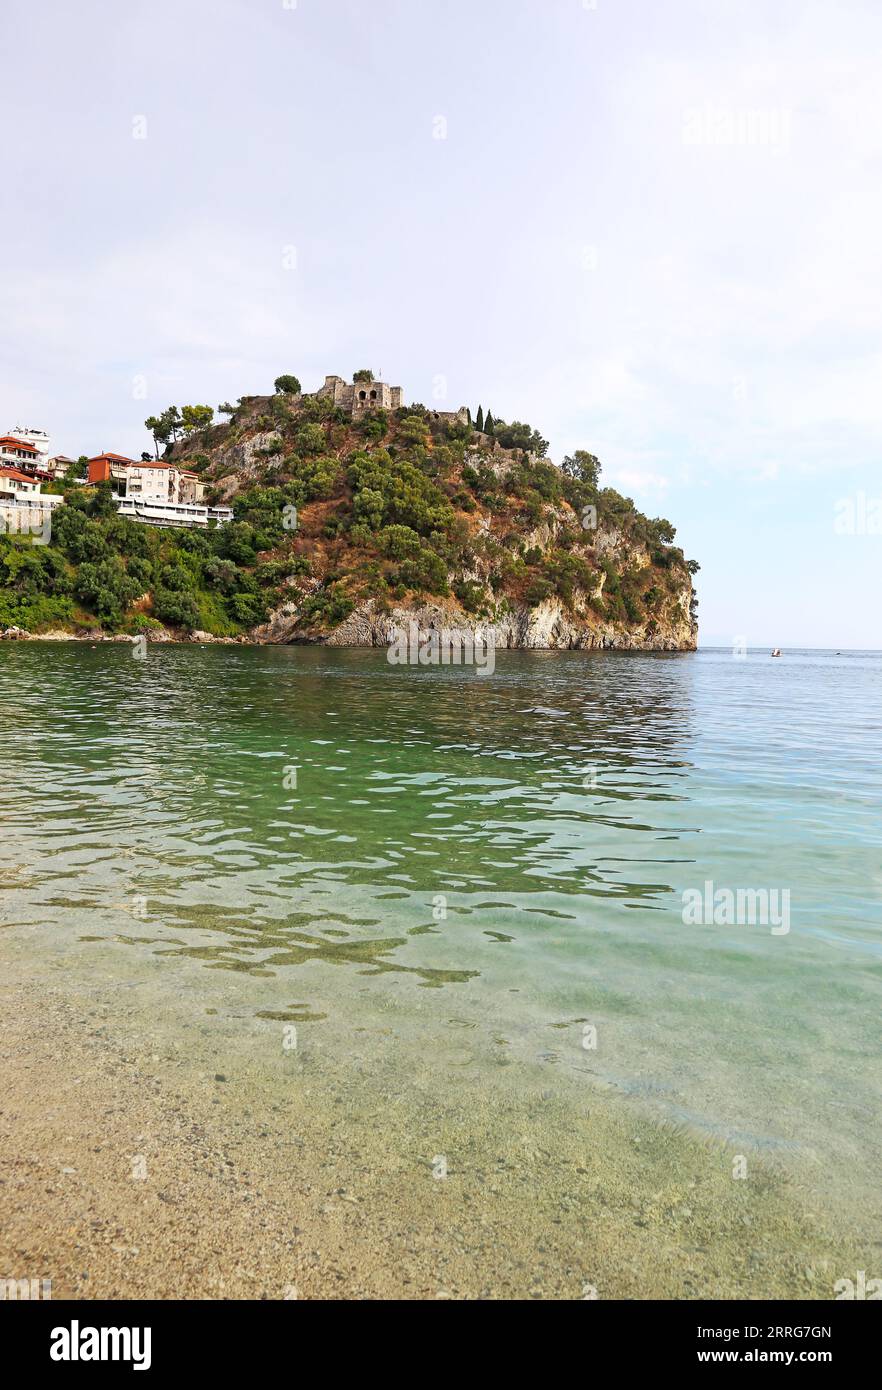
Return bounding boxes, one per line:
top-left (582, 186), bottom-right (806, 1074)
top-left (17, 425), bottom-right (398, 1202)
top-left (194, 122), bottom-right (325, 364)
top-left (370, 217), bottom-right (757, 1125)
top-left (698, 643), bottom-right (882, 653)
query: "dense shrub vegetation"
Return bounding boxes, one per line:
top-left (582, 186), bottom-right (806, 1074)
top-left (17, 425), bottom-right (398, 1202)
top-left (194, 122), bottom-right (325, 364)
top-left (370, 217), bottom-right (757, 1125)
top-left (1, 383), bottom-right (696, 639)
top-left (0, 484), bottom-right (277, 635)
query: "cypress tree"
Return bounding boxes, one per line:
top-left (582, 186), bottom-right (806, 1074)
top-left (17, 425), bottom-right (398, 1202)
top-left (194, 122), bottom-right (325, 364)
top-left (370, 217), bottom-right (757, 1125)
top-left (485, 410), bottom-right (494, 434)
top-left (475, 404), bottom-right (484, 432)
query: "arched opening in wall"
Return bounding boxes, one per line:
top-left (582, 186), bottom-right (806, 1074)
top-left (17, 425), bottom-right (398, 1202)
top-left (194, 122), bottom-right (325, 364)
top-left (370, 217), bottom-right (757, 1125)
top-left (370, 390), bottom-right (377, 401)
top-left (359, 391), bottom-right (367, 401)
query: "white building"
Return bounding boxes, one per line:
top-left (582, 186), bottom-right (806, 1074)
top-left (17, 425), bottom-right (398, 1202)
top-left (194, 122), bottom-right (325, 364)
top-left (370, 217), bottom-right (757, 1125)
top-left (0, 466), bottom-right (42, 498)
top-left (7, 426), bottom-right (50, 462)
top-left (0, 467), bottom-right (62, 541)
top-left (115, 497), bottom-right (232, 529)
top-left (0, 435), bottom-right (45, 473)
top-left (124, 461), bottom-right (204, 505)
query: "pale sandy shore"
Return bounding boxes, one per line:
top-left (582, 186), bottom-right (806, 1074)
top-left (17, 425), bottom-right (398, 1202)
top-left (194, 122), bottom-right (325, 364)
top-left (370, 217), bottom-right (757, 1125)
top-left (0, 938), bottom-right (864, 1301)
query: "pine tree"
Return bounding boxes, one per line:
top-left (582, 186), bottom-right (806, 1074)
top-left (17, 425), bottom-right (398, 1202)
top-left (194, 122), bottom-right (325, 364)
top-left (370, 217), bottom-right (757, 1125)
top-left (475, 404), bottom-right (484, 432)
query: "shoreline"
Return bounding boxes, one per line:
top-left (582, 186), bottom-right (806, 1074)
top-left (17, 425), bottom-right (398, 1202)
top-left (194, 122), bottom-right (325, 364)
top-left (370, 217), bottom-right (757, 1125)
top-left (0, 627), bottom-right (698, 653)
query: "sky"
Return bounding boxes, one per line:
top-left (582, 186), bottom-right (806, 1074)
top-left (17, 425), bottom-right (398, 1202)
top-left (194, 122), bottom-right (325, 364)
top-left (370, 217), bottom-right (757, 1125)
top-left (2, 0), bottom-right (881, 648)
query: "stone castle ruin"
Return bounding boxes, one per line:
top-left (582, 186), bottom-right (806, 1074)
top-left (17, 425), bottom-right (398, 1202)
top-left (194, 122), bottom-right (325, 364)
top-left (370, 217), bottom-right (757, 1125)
top-left (317, 374), bottom-right (404, 414)
top-left (314, 374), bottom-right (469, 426)
top-left (237, 374), bottom-right (470, 429)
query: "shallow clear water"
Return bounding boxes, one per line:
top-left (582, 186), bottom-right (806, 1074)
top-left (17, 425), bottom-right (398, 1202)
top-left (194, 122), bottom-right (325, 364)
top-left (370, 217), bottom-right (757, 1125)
top-left (1, 642), bottom-right (880, 1245)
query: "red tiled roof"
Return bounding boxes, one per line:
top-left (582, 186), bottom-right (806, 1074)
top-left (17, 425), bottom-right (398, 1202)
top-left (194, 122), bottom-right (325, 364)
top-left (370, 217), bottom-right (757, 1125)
top-left (0, 436), bottom-right (38, 453)
top-left (0, 466), bottom-right (39, 483)
top-left (88, 452), bottom-right (135, 465)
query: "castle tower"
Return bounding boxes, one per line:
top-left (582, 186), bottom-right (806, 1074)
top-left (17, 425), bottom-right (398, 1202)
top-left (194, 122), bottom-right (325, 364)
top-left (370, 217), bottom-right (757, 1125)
top-left (315, 374), bottom-right (403, 415)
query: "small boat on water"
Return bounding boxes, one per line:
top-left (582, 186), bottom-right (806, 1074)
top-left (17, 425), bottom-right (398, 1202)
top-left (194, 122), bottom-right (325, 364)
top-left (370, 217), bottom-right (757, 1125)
top-left (771, 649), bottom-right (782, 657)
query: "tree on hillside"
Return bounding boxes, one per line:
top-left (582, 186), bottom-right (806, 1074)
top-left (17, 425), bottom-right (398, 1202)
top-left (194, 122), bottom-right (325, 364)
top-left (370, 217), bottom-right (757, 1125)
top-left (144, 416), bottom-right (163, 458)
top-left (180, 404), bottom-right (214, 437)
top-left (475, 404), bottom-right (484, 432)
top-left (163, 406), bottom-right (182, 442)
top-left (561, 450), bottom-right (602, 489)
top-left (294, 423), bottom-right (326, 456)
top-left (86, 480), bottom-right (119, 519)
top-left (217, 401), bottom-right (237, 416)
top-left (274, 375), bottom-right (301, 395)
top-left (495, 420), bottom-right (549, 458)
top-left (649, 517), bottom-right (676, 545)
top-left (484, 410), bottom-right (494, 434)
top-left (353, 368), bottom-right (374, 383)
top-left (145, 405), bottom-right (182, 457)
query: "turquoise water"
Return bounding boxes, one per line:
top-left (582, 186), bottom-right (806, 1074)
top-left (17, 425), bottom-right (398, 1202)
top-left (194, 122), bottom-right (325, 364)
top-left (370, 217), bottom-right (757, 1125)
top-left (1, 642), bottom-right (880, 1242)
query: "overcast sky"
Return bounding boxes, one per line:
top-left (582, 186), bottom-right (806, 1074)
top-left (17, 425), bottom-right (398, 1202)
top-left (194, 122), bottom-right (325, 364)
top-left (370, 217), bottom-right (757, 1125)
top-left (2, 0), bottom-right (881, 647)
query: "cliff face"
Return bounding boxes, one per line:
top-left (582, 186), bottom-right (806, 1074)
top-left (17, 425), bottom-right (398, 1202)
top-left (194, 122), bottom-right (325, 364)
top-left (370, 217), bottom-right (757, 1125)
top-left (251, 529), bottom-right (696, 652)
top-left (168, 390), bottom-right (698, 651)
top-left (257, 593), bottom-right (693, 651)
